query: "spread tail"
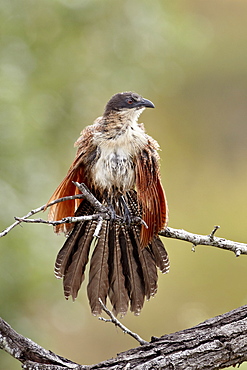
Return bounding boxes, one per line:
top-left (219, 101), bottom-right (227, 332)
top-left (54, 190), bottom-right (169, 315)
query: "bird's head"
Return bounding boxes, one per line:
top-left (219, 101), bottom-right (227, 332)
top-left (104, 92), bottom-right (155, 120)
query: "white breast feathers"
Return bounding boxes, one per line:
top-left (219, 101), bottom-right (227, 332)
top-left (92, 121), bottom-right (147, 192)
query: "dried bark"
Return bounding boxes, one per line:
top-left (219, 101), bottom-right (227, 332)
top-left (1, 305), bottom-right (247, 369)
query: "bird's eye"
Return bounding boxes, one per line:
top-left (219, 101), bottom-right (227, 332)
top-left (127, 99), bottom-right (133, 104)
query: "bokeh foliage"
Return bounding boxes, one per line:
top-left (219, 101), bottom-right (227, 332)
top-left (1, 0), bottom-right (247, 368)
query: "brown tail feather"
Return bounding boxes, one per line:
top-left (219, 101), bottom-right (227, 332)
top-left (129, 224), bottom-right (158, 301)
top-left (139, 246), bottom-right (158, 300)
top-left (53, 190), bottom-right (169, 315)
top-left (150, 236), bottom-right (170, 274)
top-left (87, 221), bottom-right (110, 315)
top-left (119, 226), bottom-right (145, 315)
top-left (55, 222), bottom-right (88, 279)
top-left (108, 224), bottom-right (129, 315)
top-left (126, 192), bottom-right (159, 300)
top-left (63, 220), bottom-right (97, 300)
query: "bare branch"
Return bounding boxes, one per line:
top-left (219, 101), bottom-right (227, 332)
top-left (0, 185), bottom-right (144, 235)
top-left (0, 194), bottom-right (84, 238)
top-left (1, 184), bottom-right (247, 259)
top-left (160, 226), bottom-right (247, 257)
top-left (14, 214), bottom-right (108, 226)
top-left (98, 298), bottom-right (148, 346)
top-left (72, 182), bottom-right (107, 213)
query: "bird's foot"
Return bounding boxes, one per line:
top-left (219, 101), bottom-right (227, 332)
top-left (107, 203), bottom-right (117, 222)
top-left (120, 196), bottom-right (132, 227)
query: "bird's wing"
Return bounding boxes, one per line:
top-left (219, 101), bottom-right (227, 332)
top-left (135, 140), bottom-right (168, 248)
top-left (47, 126), bottom-right (95, 234)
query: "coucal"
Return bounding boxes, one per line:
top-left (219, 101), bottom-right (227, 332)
top-left (48, 92), bottom-right (169, 316)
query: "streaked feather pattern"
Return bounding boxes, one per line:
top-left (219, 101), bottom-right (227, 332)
top-left (54, 221), bottom-right (88, 279)
top-left (108, 224), bottom-right (129, 315)
top-left (150, 236), bottom-right (170, 274)
top-left (139, 245), bottom-right (158, 300)
top-left (52, 186), bottom-right (170, 315)
top-left (87, 221), bottom-right (110, 315)
top-left (125, 191), bottom-right (158, 300)
top-left (119, 225), bottom-right (145, 314)
top-left (63, 220), bottom-right (97, 300)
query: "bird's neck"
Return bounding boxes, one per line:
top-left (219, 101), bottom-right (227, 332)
top-left (92, 111), bottom-right (147, 151)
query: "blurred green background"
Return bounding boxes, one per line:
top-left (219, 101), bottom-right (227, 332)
top-left (1, 0), bottom-right (247, 368)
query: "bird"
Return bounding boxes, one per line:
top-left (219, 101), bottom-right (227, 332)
top-left (47, 91), bottom-right (169, 316)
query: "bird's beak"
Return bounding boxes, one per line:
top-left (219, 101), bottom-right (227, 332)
top-left (140, 98), bottom-right (155, 109)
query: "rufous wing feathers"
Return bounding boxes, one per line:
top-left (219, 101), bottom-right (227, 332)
top-left (135, 148), bottom-right (168, 248)
top-left (47, 165), bottom-right (84, 234)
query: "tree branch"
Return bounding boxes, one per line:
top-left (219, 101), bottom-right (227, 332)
top-left (0, 317), bottom-right (82, 369)
top-left (0, 194), bottom-right (84, 238)
top-left (160, 226), bottom-right (247, 256)
top-left (1, 184), bottom-right (247, 256)
top-left (1, 305), bottom-right (247, 369)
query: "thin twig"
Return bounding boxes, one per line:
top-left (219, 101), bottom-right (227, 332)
top-left (0, 195), bottom-right (84, 238)
top-left (209, 225), bottom-right (220, 240)
top-left (98, 298), bottom-right (148, 346)
top-left (14, 214), bottom-right (108, 226)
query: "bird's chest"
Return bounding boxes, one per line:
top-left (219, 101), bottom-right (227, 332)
top-left (92, 145), bottom-right (135, 192)
top-left (91, 125), bottom-right (146, 192)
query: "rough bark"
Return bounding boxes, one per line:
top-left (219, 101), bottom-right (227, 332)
top-left (1, 305), bottom-right (247, 369)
